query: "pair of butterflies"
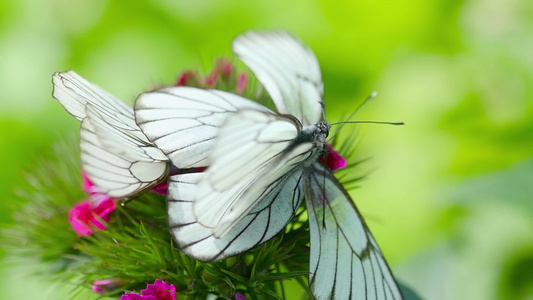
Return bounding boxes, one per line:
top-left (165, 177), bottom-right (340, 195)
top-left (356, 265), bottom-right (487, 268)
top-left (53, 31), bottom-right (403, 299)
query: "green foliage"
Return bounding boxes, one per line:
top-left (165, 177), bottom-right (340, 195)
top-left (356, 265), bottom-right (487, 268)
top-left (71, 192), bottom-right (310, 299)
top-left (3, 138), bottom-right (83, 273)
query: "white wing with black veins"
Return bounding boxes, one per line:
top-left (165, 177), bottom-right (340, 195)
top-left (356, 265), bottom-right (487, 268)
top-left (233, 31), bottom-right (324, 126)
top-left (52, 71), bottom-right (169, 198)
top-left (305, 163), bottom-right (403, 300)
top-left (135, 87), bottom-right (272, 169)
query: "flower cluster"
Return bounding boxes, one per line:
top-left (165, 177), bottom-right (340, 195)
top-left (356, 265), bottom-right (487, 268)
top-left (120, 279), bottom-right (176, 300)
top-left (68, 172), bottom-right (116, 236)
top-left (174, 59), bottom-right (248, 95)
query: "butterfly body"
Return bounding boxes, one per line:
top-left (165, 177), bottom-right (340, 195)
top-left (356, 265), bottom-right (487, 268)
top-left (292, 122), bottom-right (330, 153)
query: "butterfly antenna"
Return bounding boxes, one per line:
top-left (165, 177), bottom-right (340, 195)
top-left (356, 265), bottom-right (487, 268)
top-left (330, 121), bottom-right (405, 126)
top-left (327, 91), bottom-right (377, 142)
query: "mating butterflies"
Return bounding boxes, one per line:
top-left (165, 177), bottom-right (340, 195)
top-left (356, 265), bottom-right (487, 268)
top-left (137, 31), bottom-right (403, 299)
top-left (52, 31), bottom-right (403, 299)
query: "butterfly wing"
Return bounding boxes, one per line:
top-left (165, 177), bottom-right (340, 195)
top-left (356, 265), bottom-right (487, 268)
top-left (167, 169), bottom-right (304, 262)
top-left (134, 87), bottom-right (272, 169)
top-left (193, 109), bottom-right (322, 237)
top-left (53, 71), bottom-right (169, 198)
top-left (81, 105), bottom-right (169, 198)
top-left (166, 108), bottom-right (324, 261)
top-left (52, 71), bottom-right (134, 121)
top-left (232, 31), bottom-right (324, 125)
top-left (304, 162), bottom-right (403, 300)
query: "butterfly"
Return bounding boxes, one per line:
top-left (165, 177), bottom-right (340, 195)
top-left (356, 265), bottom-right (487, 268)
top-left (135, 31), bottom-right (403, 299)
top-left (52, 71), bottom-right (170, 198)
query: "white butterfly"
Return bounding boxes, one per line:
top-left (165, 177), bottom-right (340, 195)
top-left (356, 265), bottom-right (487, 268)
top-left (135, 31), bottom-right (403, 299)
top-left (52, 71), bottom-right (170, 198)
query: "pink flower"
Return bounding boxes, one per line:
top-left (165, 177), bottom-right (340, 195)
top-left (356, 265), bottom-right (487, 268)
top-left (82, 171), bottom-right (100, 196)
top-left (175, 71), bottom-right (197, 86)
top-left (235, 293), bottom-right (248, 300)
top-left (217, 59), bottom-right (233, 78)
top-left (151, 182), bottom-right (168, 196)
top-left (120, 294), bottom-right (146, 300)
top-left (206, 59), bottom-right (233, 86)
top-left (82, 171), bottom-right (113, 204)
top-left (92, 278), bottom-right (125, 294)
top-left (206, 69), bottom-right (220, 86)
top-left (319, 144), bottom-right (346, 172)
top-left (236, 73), bottom-right (247, 94)
top-left (68, 198), bottom-right (116, 236)
top-left (69, 172), bottom-right (118, 236)
top-left (120, 279), bottom-right (176, 300)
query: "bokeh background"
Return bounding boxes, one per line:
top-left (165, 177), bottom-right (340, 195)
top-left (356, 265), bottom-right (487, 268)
top-left (1, 0), bottom-right (532, 299)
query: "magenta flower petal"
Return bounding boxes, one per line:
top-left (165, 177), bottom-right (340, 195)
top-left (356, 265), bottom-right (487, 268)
top-left (81, 171), bottom-right (116, 205)
top-left (206, 70), bottom-right (220, 86)
top-left (151, 182), bottom-right (168, 196)
top-left (319, 144), bottom-right (347, 172)
top-left (236, 73), bottom-right (247, 94)
top-left (93, 278), bottom-right (124, 294)
top-left (120, 293), bottom-right (150, 300)
top-left (235, 293), bottom-right (248, 300)
top-left (206, 59), bottom-right (234, 86)
top-left (68, 198), bottom-right (116, 236)
top-left (175, 71), bottom-right (197, 86)
top-left (217, 59), bottom-right (233, 78)
top-left (69, 201), bottom-right (94, 236)
top-left (93, 285), bottom-right (104, 294)
top-left (140, 279), bottom-right (176, 300)
top-left (82, 171), bottom-right (100, 195)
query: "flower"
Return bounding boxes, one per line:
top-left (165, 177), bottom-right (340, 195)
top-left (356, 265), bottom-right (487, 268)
top-left (235, 293), bottom-right (248, 300)
top-left (82, 171), bottom-right (113, 204)
top-left (82, 171), bottom-right (98, 195)
top-left (151, 182), bottom-right (168, 196)
top-left (120, 294), bottom-right (145, 300)
top-left (319, 144), bottom-right (347, 172)
top-left (205, 59), bottom-right (233, 86)
top-left (68, 172), bottom-right (118, 236)
top-left (120, 279), bottom-right (176, 300)
top-left (175, 71), bottom-right (198, 86)
top-left (217, 59), bottom-right (233, 78)
top-left (174, 59), bottom-right (249, 99)
top-left (68, 198), bottom-right (116, 236)
top-left (92, 278), bottom-right (125, 294)
top-left (236, 73), bottom-right (247, 94)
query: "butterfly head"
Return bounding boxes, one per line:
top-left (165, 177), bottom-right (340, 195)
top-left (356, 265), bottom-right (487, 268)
top-left (315, 122), bottom-right (330, 142)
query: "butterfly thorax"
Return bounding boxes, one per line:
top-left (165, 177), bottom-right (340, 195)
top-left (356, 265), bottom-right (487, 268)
top-left (301, 122), bottom-right (330, 142)
top-left (288, 122), bottom-right (330, 157)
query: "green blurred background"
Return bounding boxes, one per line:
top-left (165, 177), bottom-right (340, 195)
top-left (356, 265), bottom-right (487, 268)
top-left (1, 0), bottom-right (532, 299)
